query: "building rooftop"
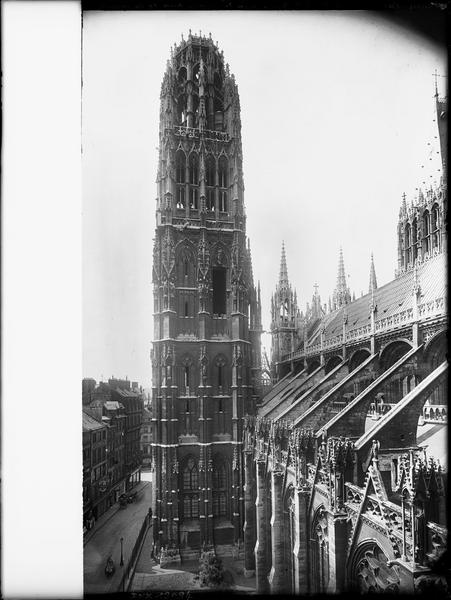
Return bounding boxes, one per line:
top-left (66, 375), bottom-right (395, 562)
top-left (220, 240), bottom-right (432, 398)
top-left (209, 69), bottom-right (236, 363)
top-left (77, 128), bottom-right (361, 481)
top-left (307, 252), bottom-right (445, 348)
top-left (113, 388), bottom-right (142, 398)
top-left (104, 400), bottom-right (125, 410)
top-left (82, 410), bottom-right (106, 432)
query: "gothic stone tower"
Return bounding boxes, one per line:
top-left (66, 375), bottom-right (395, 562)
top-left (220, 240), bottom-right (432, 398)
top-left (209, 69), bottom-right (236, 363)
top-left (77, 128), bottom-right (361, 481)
top-left (151, 32), bottom-right (262, 560)
top-left (396, 92), bottom-right (447, 275)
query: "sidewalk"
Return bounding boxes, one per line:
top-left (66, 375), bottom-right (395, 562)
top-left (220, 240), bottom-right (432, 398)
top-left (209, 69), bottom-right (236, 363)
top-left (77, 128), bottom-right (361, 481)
top-left (84, 481), bottom-right (152, 595)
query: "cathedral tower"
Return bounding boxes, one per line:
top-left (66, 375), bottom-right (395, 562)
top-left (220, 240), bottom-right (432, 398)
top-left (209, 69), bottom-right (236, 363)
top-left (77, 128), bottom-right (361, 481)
top-left (396, 91), bottom-right (447, 276)
top-left (270, 242), bottom-right (301, 376)
top-left (151, 32), bottom-right (262, 560)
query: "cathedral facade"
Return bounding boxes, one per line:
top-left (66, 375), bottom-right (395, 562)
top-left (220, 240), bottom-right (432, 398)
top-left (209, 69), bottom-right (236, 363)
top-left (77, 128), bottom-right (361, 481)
top-left (150, 33), bottom-right (262, 563)
top-left (242, 90), bottom-right (447, 594)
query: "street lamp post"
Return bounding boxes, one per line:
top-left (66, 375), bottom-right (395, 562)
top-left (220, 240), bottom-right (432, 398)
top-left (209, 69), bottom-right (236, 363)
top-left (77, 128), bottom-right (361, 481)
top-left (120, 536), bottom-right (125, 593)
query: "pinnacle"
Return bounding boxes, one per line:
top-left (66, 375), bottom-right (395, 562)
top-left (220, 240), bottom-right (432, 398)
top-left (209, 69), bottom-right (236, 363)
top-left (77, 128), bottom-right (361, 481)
top-left (336, 247), bottom-right (347, 292)
top-left (369, 252), bottom-right (378, 293)
top-left (332, 247), bottom-right (351, 310)
top-left (279, 241), bottom-right (289, 287)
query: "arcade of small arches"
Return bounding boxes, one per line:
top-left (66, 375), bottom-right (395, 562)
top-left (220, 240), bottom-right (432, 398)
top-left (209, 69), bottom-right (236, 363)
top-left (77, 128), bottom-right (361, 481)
top-left (174, 150), bottom-right (230, 213)
top-left (399, 198), bottom-right (443, 272)
top-left (175, 54), bottom-right (227, 132)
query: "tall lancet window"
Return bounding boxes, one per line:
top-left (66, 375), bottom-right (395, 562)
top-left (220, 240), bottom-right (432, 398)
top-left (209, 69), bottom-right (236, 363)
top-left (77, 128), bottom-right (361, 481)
top-left (423, 210), bottom-right (431, 254)
top-left (206, 155), bottom-right (215, 211)
top-left (182, 457), bottom-right (199, 520)
top-left (212, 457), bottom-right (227, 518)
top-left (412, 218), bottom-right (418, 262)
top-left (189, 153), bottom-right (199, 209)
top-left (432, 203), bottom-right (440, 249)
top-left (405, 223), bottom-right (412, 267)
top-left (176, 151), bottom-right (186, 209)
top-left (218, 156), bottom-right (228, 212)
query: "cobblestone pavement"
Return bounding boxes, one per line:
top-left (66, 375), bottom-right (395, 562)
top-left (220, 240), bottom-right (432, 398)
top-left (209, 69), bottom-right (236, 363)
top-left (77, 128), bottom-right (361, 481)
top-left (84, 481), bottom-right (152, 595)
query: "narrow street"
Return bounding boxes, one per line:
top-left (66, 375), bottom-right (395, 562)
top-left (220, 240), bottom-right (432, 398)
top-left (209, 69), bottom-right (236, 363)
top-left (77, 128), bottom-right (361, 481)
top-left (84, 480), bottom-right (152, 595)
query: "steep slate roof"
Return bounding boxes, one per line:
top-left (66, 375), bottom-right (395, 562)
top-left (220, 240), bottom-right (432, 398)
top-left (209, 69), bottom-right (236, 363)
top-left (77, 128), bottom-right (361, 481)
top-left (82, 410), bottom-right (105, 432)
top-left (306, 252), bottom-right (446, 348)
top-left (113, 388), bottom-right (141, 398)
top-left (104, 400), bottom-right (124, 410)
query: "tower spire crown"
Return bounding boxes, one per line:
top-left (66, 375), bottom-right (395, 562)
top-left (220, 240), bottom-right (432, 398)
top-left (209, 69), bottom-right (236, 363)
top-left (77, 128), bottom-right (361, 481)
top-left (369, 252), bottom-right (378, 293)
top-left (279, 241), bottom-right (289, 288)
top-left (332, 247), bottom-right (351, 310)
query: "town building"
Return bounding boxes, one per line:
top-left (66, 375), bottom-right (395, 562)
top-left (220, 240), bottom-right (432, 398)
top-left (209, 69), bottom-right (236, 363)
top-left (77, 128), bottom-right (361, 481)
top-left (113, 387), bottom-right (144, 489)
top-left (242, 90), bottom-right (447, 594)
top-left (151, 32), bottom-right (262, 563)
top-left (141, 406), bottom-right (153, 470)
top-left (82, 379), bottom-right (144, 526)
top-left (82, 410), bottom-right (108, 526)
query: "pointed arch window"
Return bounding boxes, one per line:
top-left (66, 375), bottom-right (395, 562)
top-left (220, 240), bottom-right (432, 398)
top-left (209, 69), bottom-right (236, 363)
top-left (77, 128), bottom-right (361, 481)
top-left (192, 93), bottom-right (200, 126)
top-left (218, 156), bottom-right (228, 188)
top-left (412, 218), bottom-right (418, 262)
top-left (178, 249), bottom-right (194, 285)
top-left (431, 203), bottom-right (440, 250)
top-left (218, 156), bottom-right (228, 212)
top-left (206, 156), bottom-right (215, 186)
top-left (177, 94), bottom-right (187, 126)
top-left (176, 151), bottom-right (186, 209)
top-left (205, 155), bottom-right (216, 212)
top-left (183, 457), bottom-right (198, 489)
top-left (188, 154), bottom-right (199, 210)
top-left (176, 151), bottom-right (186, 184)
top-left (404, 223), bottom-right (412, 267)
top-left (182, 457), bottom-right (199, 520)
top-left (423, 210), bottom-right (431, 255)
top-left (212, 458), bottom-right (227, 518)
top-left (189, 153), bottom-right (199, 185)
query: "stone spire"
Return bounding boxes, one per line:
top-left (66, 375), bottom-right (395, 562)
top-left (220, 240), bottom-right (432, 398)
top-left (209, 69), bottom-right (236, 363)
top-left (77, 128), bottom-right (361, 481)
top-left (332, 247), bottom-right (351, 310)
top-left (400, 192), bottom-right (407, 217)
top-left (271, 241), bottom-right (301, 373)
top-left (279, 241), bottom-right (289, 289)
top-left (369, 252), bottom-right (378, 294)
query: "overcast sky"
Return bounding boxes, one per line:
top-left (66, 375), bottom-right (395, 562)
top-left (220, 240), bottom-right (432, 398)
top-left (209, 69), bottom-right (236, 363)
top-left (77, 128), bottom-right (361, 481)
top-left (82, 11), bottom-right (446, 387)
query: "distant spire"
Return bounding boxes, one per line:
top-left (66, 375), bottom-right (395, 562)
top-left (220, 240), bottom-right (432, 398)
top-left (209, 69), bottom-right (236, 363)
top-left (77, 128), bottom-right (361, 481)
top-left (369, 252), bottom-right (378, 293)
top-left (332, 247), bottom-right (351, 310)
top-left (336, 247), bottom-right (347, 293)
top-left (401, 192), bottom-right (407, 215)
top-left (279, 241), bottom-right (289, 287)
